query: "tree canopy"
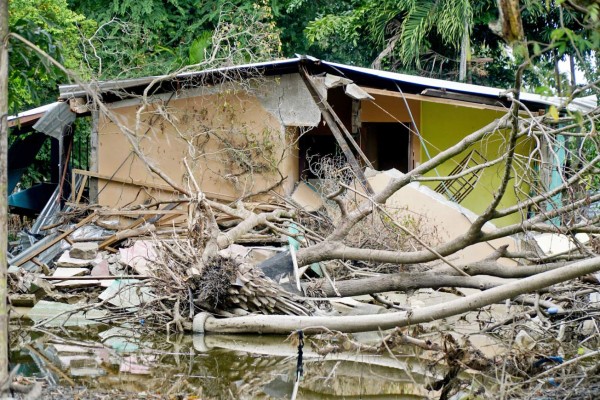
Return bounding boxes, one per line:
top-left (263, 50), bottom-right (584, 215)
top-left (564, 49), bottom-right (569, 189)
top-left (6, 0), bottom-right (600, 104)
top-left (8, 0), bottom-right (94, 111)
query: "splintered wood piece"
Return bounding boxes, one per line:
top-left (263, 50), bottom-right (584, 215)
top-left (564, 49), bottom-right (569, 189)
top-left (13, 212), bottom-right (98, 267)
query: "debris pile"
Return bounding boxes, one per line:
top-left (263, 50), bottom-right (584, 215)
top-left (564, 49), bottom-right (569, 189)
top-left (7, 185), bottom-right (331, 332)
top-left (7, 167), bottom-right (600, 399)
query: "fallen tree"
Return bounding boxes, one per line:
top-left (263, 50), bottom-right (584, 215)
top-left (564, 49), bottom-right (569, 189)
top-left (195, 255), bottom-right (600, 334)
top-left (13, 30), bottom-right (600, 335)
top-left (7, 0), bottom-right (600, 344)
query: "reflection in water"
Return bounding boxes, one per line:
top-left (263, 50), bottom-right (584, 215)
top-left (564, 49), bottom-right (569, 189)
top-left (10, 325), bottom-right (442, 399)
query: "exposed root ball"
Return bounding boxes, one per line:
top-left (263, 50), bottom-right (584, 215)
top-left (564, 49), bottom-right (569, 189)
top-left (192, 256), bottom-right (312, 316)
top-left (193, 257), bottom-right (237, 310)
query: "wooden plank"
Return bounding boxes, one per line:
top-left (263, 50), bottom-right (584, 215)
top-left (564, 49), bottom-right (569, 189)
top-left (74, 174), bottom-right (88, 204)
top-left (97, 203), bottom-right (181, 249)
top-left (12, 212), bottom-right (98, 267)
top-left (42, 275), bottom-right (150, 281)
top-left (97, 209), bottom-right (185, 217)
top-left (73, 168), bottom-right (177, 192)
top-left (155, 213), bottom-right (186, 226)
top-left (72, 169), bottom-right (235, 202)
top-left (362, 86), bottom-right (517, 113)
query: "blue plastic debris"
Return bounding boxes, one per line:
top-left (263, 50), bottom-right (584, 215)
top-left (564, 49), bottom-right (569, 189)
top-left (534, 356), bottom-right (564, 368)
top-left (547, 377), bottom-right (559, 387)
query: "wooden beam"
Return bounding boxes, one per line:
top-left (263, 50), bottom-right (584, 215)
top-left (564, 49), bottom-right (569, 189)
top-left (72, 174), bottom-right (88, 205)
top-left (72, 168), bottom-right (235, 202)
top-left (42, 275), bottom-right (150, 281)
top-left (12, 212), bottom-right (98, 267)
top-left (73, 168), bottom-right (178, 192)
top-left (97, 209), bottom-right (185, 217)
top-left (299, 66), bottom-right (374, 196)
top-left (421, 88), bottom-right (507, 107)
top-left (362, 86), bottom-right (515, 113)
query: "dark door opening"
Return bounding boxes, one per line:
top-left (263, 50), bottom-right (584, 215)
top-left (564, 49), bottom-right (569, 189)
top-left (299, 134), bottom-right (341, 180)
top-left (363, 122), bottom-right (410, 173)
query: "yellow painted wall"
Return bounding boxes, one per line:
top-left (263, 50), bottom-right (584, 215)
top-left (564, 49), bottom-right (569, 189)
top-left (97, 89), bottom-right (299, 208)
top-left (419, 102), bottom-right (532, 227)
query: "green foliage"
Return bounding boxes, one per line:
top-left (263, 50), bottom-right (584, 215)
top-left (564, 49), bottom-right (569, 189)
top-left (302, 0), bottom-right (599, 91)
top-left (306, 0), bottom-right (472, 70)
top-left (8, 0), bottom-right (95, 111)
top-left (69, 0), bottom-right (282, 79)
top-left (275, 0), bottom-right (376, 65)
top-left (189, 31), bottom-right (213, 64)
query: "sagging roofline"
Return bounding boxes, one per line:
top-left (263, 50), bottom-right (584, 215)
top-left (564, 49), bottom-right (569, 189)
top-left (57, 55), bottom-right (597, 113)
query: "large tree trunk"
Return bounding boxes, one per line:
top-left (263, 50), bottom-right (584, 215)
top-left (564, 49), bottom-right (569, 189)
top-left (0, 0), bottom-right (10, 386)
top-left (196, 256), bottom-right (600, 334)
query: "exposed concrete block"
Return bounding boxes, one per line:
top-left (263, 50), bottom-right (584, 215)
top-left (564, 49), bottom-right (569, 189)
top-left (70, 242), bottom-right (99, 260)
top-left (257, 74), bottom-right (321, 127)
top-left (27, 300), bottom-right (107, 327)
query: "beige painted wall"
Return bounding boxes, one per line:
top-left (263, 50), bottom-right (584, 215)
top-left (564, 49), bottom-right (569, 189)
top-left (368, 172), bottom-right (519, 265)
top-left (96, 87), bottom-right (300, 208)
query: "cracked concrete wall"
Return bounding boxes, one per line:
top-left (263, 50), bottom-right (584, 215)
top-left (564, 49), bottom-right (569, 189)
top-left (255, 74), bottom-right (321, 127)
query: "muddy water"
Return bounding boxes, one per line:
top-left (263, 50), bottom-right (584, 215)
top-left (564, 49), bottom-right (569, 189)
top-left (10, 324), bottom-right (455, 399)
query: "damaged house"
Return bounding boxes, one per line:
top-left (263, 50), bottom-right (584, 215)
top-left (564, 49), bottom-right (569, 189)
top-left (7, 56), bottom-right (596, 269)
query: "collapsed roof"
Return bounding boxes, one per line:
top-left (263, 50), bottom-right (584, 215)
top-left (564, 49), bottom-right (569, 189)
top-left (56, 55), bottom-right (597, 113)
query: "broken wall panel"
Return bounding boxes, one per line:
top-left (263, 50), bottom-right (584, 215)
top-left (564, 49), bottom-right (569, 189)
top-left (95, 78), bottom-right (309, 208)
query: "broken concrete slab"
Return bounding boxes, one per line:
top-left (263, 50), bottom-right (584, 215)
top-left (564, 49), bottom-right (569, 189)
top-left (324, 73), bottom-right (353, 89)
top-left (9, 294), bottom-right (37, 307)
top-left (99, 327), bottom-right (140, 352)
top-left (56, 251), bottom-right (102, 268)
top-left (119, 241), bottom-right (157, 275)
top-left (119, 355), bottom-right (153, 374)
top-left (57, 355), bottom-right (101, 370)
top-left (54, 279), bottom-right (101, 288)
top-left (69, 242), bottom-right (99, 260)
top-left (52, 267), bottom-right (99, 291)
top-left (91, 260), bottom-right (110, 276)
top-left (219, 244), bottom-right (280, 264)
top-left (100, 279), bottom-right (116, 288)
top-left (27, 300), bottom-right (107, 327)
top-left (27, 276), bottom-right (54, 296)
top-left (532, 232), bottom-right (590, 256)
top-left (345, 83), bottom-right (374, 100)
top-left (98, 279), bottom-right (154, 308)
top-left (69, 367), bottom-right (106, 377)
top-left (362, 170), bottom-right (521, 265)
top-left (47, 292), bottom-right (88, 304)
top-left (48, 343), bottom-right (100, 354)
top-left (290, 182), bottom-right (324, 212)
top-left (52, 267), bottom-right (88, 278)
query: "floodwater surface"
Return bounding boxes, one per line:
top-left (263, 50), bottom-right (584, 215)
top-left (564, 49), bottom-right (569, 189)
top-left (10, 325), bottom-right (453, 399)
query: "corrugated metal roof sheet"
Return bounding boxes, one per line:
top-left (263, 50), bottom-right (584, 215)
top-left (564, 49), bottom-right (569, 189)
top-left (8, 102), bottom-right (61, 128)
top-left (59, 58), bottom-right (302, 99)
top-left (321, 60), bottom-right (597, 113)
top-left (54, 56), bottom-right (597, 113)
top-left (33, 101), bottom-right (76, 139)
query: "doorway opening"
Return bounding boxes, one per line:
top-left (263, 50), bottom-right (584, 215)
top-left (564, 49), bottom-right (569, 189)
top-left (363, 122), bottom-right (411, 173)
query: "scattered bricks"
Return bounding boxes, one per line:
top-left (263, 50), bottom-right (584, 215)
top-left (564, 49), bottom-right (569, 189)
top-left (70, 242), bottom-right (99, 260)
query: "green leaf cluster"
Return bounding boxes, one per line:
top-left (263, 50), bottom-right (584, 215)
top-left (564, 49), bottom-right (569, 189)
top-left (68, 0), bottom-right (282, 79)
top-left (8, 0), bottom-right (95, 111)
